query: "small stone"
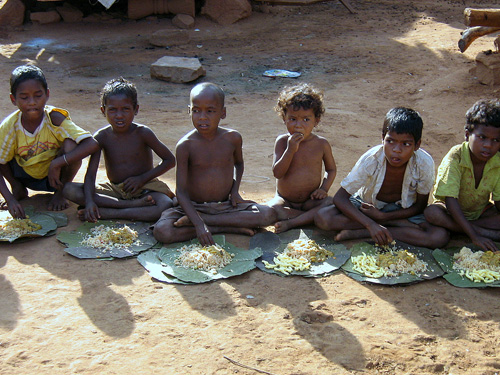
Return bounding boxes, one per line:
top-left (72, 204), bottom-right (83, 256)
top-left (149, 29), bottom-right (190, 47)
top-left (150, 56), bottom-right (205, 83)
top-left (30, 10), bottom-right (61, 24)
top-left (172, 14), bottom-right (195, 29)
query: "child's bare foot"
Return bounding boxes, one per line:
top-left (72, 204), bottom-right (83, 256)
top-left (77, 209), bottom-right (86, 221)
top-left (173, 215), bottom-right (193, 227)
top-left (274, 220), bottom-right (292, 234)
top-left (129, 195), bottom-right (156, 208)
top-left (48, 191), bottom-right (69, 211)
top-left (334, 229), bottom-right (369, 242)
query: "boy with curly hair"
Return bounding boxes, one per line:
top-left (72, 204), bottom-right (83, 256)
top-left (425, 99), bottom-right (500, 251)
top-left (267, 83), bottom-right (336, 233)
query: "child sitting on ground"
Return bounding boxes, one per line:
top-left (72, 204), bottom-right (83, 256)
top-left (267, 83), bottom-right (336, 233)
top-left (152, 82), bottom-right (276, 246)
top-left (425, 99), bottom-right (500, 251)
top-left (315, 107), bottom-right (448, 248)
top-left (0, 64), bottom-right (98, 217)
top-left (63, 77), bottom-right (176, 222)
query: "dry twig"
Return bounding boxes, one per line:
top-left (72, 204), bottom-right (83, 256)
top-left (223, 356), bottom-right (279, 375)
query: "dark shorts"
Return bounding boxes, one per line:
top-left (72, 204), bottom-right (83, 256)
top-left (349, 194), bottom-right (426, 225)
top-left (9, 159), bottom-right (56, 192)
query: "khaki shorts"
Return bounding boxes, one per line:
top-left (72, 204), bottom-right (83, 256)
top-left (96, 178), bottom-right (174, 200)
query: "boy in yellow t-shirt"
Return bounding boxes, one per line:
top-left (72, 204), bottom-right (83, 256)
top-left (0, 65), bottom-right (99, 217)
top-left (425, 99), bottom-right (500, 251)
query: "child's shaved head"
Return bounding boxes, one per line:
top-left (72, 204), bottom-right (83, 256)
top-left (190, 82), bottom-right (225, 108)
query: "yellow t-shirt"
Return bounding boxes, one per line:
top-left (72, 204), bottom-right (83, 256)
top-left (433, 142), bottom-right (500, 220)
top-left (0, 105), bottom-right (91, 179)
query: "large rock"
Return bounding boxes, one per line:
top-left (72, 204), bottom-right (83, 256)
top-left (149, 29), bottom-right (190, 47)
top-left (150, 56), bottom-right (205, 83)
top-left (202, 0), bottom-right (251, 25)
top-left (472, 51), bottom-right (500, 85)
top-left (30, 10), bottom-right (61, 24)
top-left (56, 3), bottom-right (83, 23)
top-left (0, 0), bottom-right (25, 28)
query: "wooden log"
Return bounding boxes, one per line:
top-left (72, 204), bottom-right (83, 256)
top-left (464, 8), bottom-right (500, 27)
top-left (459, 26), bottom-right (500, 53)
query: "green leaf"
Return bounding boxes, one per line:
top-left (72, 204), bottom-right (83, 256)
top-left (251, 229), bottom-right (351, 277)
top-left (138, 235), bottom-right (262, 284)
top-left (0, 209), bottom-right (58, 242)
top-left (432, 246), bottom-right (500, 288)
top-left (57, 220), bottom-right (157, 259)
top-left (341, 240), bottom-right (444, 285)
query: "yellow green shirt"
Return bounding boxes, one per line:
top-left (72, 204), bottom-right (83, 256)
top-left (433, 142), bottom-right (500, 220)
top-left (0, 105), bottom-right (91, 179)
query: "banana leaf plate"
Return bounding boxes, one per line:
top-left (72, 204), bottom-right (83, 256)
top-left (56, 220), bottom-right (157, 259)
top-left (342, 240), bottom-right (444, 285)
top-left (138, 235), bottom-right (262, 284)
top-left (0, 206), bottom-right (59, 243)
top-left (249, 229), bottom-right (351, 277)
top-left (433, 245), bottom-right (500, 288)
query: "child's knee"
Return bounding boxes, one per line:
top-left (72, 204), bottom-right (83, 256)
top-left (259, 205), bottom-right (277, 225)
top-left (314, 206), bottom-right (331, 229)
top-left (152, 218), bottom-right (176, 243)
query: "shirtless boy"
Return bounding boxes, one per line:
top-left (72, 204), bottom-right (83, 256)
top-left (63, 77), bottom-right (175, 222)
top-left (0, 64), bottom-right (99, 217)
top-left (315, 107), bottom-right (448, 248)
top-left (152, 82), bottom-right (276, 246)
top-left (267, 83), bottom-right (336, 233)
top-left (425, 99), bottom-right (500, 251)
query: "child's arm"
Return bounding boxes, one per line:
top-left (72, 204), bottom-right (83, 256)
top-left (228, 131), bottom-right (249, 206)
top-left (175, 141), bottom-right (214, 246)
top-left (360, 193), bottom-right (428, 223)
top-left (333, 187), bottom-right (393, 245)
top-left (446, 196), bottom-right (498, 252)
top-left (0, 167), bottom-right (24, 218)
top-left (81, 149), bottom-right (102, 222)
top-left (311, 140), bottom-right (336, 200)
top-left (48, 137), bottom-right (99, 190)
top-left (122, 127), bottom-right (176, 195)
top-left (272, 134), bottom-right (303, 179)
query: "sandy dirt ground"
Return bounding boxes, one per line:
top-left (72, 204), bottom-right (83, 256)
top-left (1, 0), bottom-right (500, 374)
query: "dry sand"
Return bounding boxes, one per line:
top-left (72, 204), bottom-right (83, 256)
top-left (1, 1), bottom-right (500, 374)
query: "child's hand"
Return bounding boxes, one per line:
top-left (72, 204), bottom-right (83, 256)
top-left (310, 188), bottom-right (327, 200)
top-left (360, 203), bottom-right (386, 222)
top-left (122, 176), bottom-right (145, 195)
top-left (84, 202), bottom-right (100, 223)
top-left (229, 191), bottom-right (254, 207)
top-left (367, 222), bottom-right (393, 246)
top-left (195, 223), bottom-right (215, 246)
top-left (48, 163), bottom-right (63, 190)
top-left (287, 132), bottom-right (304, 153)
top-left (7, 199), bottom-right (25, 219)
top-left (472, 234), bottom-right (499, 252)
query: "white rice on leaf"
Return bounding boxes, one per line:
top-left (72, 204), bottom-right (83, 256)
top-left (174, 243), bottom-right (234, 274)
top-left (81, 224), bottom-right (139, 252)
top-left (452, 247), bottom-right (500, 283)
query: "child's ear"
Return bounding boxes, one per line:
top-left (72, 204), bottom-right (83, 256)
top-left (10, 93), bottom-right (16, 106)
top-left (135, 105), bottom-right (139, 115)
top-left (187, 105), bottom-right (191, 114)
top-left (100, 106), bottom-right (106, 116)
top-left (465, 129), bottom-right (470, 141)
top-left (414, 140), bottom-right (421, 150)
top-left (46, 88), bottom-right (50, 100)
top-left (221, 107), bottom-right (227, 119)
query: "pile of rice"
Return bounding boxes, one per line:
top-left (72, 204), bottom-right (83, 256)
top-left (453, 247), bottom-right (500, 283)
top-left (174, 244), bottom-right (234, 274)
top-left (263, 239), bottom-right (334, 274)
top-left (81, 224), bottom-right (138, 251)
top-left (0, 217), bottom-right (41, 239)
top-left (352, 247), bottom-right (428, 278)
